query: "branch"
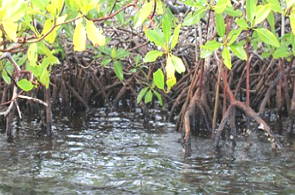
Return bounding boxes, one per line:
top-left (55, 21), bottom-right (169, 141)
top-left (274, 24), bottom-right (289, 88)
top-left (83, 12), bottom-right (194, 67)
top-left (91, 0), bottom-right (138, 22)
top-left (18, 95), bottom-right (48, 107)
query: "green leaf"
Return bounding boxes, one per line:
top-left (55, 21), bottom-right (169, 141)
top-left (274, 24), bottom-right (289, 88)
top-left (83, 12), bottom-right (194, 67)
top-left (183, 7), bottom-right (207, 26)
top-left (230, 44), bottom-right (247, 60)
top-left (170, 54), bottom-right (186, 74)
top-left (290, 13), bottom-right (295, 35)
top-left (137, 87), bottom-right (148, 104)
top-left (143, 50), bottom-right (164, 63)
top-left (227, 28), bottom-right (242, 45)
top-left (111, 48), bottom-right (117, 59)
top-left (153, 91), bottom-right (163, 106)
top-left (214, 0), bottom-right (229, 14)
top-left (253, 4), bottom-right (271, 26)
top-left (17, 79), bottom-right (34, 91)
top-left (200, 49), bottom-right (214, 58)
top-left (162, 13), bottom-right (173, 43)
top-left (116, 48), bottom-right (130, 59)
top-left (170, 24), bottom-right (181, 49)
top-left (153, 68), bottom-right (165, 90)
top-left (39, 69), bottom-right (50, 88)
top-left (267, 0), bottom-right (281, 12)
top-left (215, 13), bottom-right (225, 37)
top-left (37, 42), bottom-right (53, 57)
top-left (273, 47), bottom-right (290, 58)
top-left (246, 0), bottom-right (257, 23)
top-left (224, 6), bottom-right (243, 17)
top-left (201, 40), bottom-right (222, 51)
top-left (134, 1), bottom-right (154, 28)
top-left (222, 47), bottom-right (232, 69)
top-left (255, 28), bottom-right (280, 47)
top-left (73, 19), bottom-right (86, 51)
top-left (101, 58), bottom-right (112, 66)
top-left (144, 89), bottom-right (153, 104)
top-left (2, 69), bottom-right (11, 84)
top-left (114, 61), bottom-right (124, 81)
top-left (144, 29), bottom-right (166, 48)
top-left (267, 12), bottom-right (276, 32)
top-left (236, 18), bottom-right (249, 29)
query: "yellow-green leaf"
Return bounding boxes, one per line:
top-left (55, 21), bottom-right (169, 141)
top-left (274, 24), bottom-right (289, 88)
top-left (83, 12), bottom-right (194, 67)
top-left (80, 0), bottom-right (98, 15)
top-left (41, 19), bottom-right (57, 43)
top-left (166, 77), bottom-right (176, 92)
top-left (86, 20), bottom-right (106, 47)
top-left (246, 0), bottom-right (257, 23)
top-left (253, 4), bottom-right (271, 26)
top-left (290, 12), bottom-right (295, 35)
top-left (215, 13), bottom-right (225, 37)
top-left (134, 1), bottom-right (154, 28)
top-left (46, 0), bottom-right (64, 16)
top-left (143, 50), bottom-right (164, 63)
top-left (1, 0), bottom-right (25, 21)
top-left (73, 19), bottom-right (86, 51)
top-left (156, 0), bottom-right (164, 15)
top-left (114, 61), bottom-right (124, 81)
top-left (137, 87), bottom-right (149, 104)
top-left (2, 21), bottom-right (18, 41)
top-left (222, 47), bottom-right (232, 69)
top-left (214, 0), bottom-right (229, 14)
top-left (268, 0), bottom-right (281, 12)
top-left (144, 89), bottom-right (153, 104)
top-left (170, 24), bottom-right (181, 49)
top-left (255, 28), bottom-right (280, 47)
top-left (286, 0), bottom-right (295, 10)
top-left (170, 54), bottom-right (186, 74)
top-left (27, 43), bottom-right (38, 66)
top-left (42, 15), bottom-right (66, 43)
top-left (17, 79), bottom-right (34, 92)
top-left (153, 68), bottom-right (165, 90)
top-left (40, 69), bottom-right (50, 88)
top-left (230, 44), bottom-right (247, 60)
top-left (166, 55), bottom-right (176, 90)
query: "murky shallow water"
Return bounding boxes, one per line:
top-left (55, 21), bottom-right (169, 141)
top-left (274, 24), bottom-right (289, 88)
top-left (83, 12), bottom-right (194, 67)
top-left (0, 108), bottom-right (294, 194)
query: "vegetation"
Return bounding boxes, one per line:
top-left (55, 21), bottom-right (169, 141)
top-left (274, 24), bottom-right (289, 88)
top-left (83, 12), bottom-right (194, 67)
top-left (0, 0), bottom-right (294, 155)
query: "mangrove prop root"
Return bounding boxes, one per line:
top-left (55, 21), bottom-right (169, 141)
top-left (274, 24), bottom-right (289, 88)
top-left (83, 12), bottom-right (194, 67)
top-left (44, 88), bottom-right (52, 136)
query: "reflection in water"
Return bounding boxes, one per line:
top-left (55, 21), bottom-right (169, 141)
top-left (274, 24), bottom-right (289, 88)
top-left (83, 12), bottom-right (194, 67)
top-left (0, 108), bottom-right (294, 194)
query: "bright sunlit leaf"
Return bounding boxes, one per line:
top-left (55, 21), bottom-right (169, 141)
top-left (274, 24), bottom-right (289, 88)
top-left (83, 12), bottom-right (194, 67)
top-left (170, 54), bottom-right (186, 74)
top-left (73, 19), bottom-right (86, 51)
top-left (86, 20), bottom-right (106, 47)
top-left (2, 21), bottom-right (18, 41)
top-left (134, 1), bottom-right (154, 28)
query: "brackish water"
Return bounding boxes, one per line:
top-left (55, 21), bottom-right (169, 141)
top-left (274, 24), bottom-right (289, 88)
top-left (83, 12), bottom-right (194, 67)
top-left (0, 108), bottom-right (294, 194)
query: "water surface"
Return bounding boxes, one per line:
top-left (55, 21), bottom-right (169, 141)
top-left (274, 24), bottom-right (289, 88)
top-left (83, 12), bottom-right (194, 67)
top-left (0, 108), bottom-right (294, 194)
